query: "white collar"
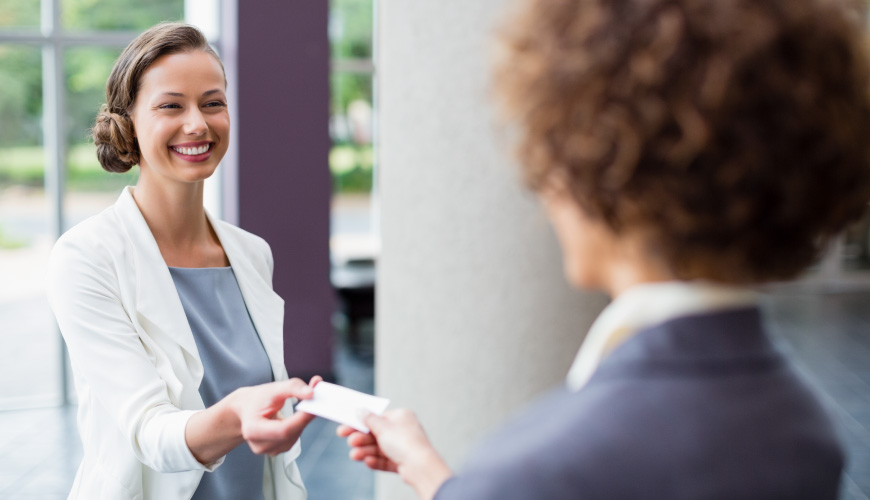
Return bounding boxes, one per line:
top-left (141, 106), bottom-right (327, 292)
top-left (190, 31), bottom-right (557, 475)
top-left (565, 281), bottom-right (758, 391)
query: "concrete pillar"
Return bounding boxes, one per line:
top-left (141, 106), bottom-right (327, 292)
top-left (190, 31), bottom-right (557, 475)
top-left (376, 1), bottom-right (609, 499)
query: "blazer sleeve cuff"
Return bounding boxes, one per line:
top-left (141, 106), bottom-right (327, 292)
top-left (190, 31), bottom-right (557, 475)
top-left (141, 409), bottom-right (225, 472)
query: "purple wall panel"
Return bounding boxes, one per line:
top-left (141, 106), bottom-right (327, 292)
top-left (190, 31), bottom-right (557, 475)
top-left (237, 1), bottom-right (334, 378)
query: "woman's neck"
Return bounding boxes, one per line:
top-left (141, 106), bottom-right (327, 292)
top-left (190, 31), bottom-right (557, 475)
top-left (603, 260), bottom-right (676, 298)
top-left (132, 172), bottom-right (227, 267)
top-left (587, 231), bottom-right (679, 299)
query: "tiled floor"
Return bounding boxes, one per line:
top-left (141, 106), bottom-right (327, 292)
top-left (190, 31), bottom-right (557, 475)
top-left (0, 405), bottom-right (80, 500)
top-left (0, 291), bottom-right (868, 500)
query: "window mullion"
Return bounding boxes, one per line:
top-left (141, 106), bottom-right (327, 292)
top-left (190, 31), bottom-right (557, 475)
top-left (42, 0), bottom-right (70, 406)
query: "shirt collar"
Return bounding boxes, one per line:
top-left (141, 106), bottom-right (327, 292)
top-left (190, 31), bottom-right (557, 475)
top-left (565, 281), bottom-right (758, 391)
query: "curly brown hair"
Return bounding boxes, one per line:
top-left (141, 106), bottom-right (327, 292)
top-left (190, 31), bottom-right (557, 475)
top-left (92, 22), bottom-right (224, 173)
top-left (494, 0), bottom-right (870, 283)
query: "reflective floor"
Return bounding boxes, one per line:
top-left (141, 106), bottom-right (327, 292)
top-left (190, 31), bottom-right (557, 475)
top-left (0, 290), bottom-right (868, 500)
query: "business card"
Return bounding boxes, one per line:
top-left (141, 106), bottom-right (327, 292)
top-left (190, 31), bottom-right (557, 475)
top-left (295, 381), bottom-right (390, 433)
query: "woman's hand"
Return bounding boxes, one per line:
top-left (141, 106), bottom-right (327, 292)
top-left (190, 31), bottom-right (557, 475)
top-left (187, 376), bottom-right (321, 464)
top-left (233, 375), bottom-right (322, 456)
top-left (337, 409), bottom-right (453, 500)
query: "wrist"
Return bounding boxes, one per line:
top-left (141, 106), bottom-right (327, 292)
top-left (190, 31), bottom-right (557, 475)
top-left (218, 388), bottom-right (245, 440)
top-left (400, 447), bottom-right (453, 500)
top-left (185, 390), bottom-right (245, 465)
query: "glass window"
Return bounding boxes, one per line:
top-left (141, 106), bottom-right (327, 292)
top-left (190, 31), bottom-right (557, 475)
top-left (61, 0), bottom-right (183, 31)
top-left (330, 73), bottom-right (373, 198)
top-left (0, 0), bottom-right (40, 29)
top-left (0, 44), bottom-right (60, 409)
top-left (330, 0), bottom-right (374, 61)
top-left (330, 72), bottom-right (375, 262)
top-left (65, 46), bottom-right (137, 228)
top-left (329, 0), bottom-right (376, 262)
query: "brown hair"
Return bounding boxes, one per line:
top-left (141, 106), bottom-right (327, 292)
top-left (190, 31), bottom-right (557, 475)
top-left (92, 22), bottom-right (224, 173)
top-left (494, 0), bottom-right (870, 283)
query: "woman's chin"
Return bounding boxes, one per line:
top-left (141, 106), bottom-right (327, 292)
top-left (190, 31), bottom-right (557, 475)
top-left (177, 163), bottom-right (220, 183)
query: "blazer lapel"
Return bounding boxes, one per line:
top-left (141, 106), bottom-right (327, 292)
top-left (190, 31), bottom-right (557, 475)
top-left (115, 187), bottom-right (204, 383)
top-left (208, 212), bottom-right (287, 382)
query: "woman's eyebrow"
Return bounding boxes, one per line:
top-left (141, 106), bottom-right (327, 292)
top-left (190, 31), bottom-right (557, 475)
top-left (156, 89), bottom-right (224, 98)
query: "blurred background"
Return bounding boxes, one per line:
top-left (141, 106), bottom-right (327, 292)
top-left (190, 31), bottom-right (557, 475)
top-left (1, 1), bottom-right (869, 499)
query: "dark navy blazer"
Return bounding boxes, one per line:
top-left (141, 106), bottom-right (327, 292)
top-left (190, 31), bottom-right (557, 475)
top-left (434, 308), bottom-right (844, 500)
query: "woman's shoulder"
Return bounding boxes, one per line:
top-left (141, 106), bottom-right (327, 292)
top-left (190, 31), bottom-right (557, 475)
top-left (52, 203), bottom-right (127, 264)
top-left (47, 204), bottom-right (131, 303)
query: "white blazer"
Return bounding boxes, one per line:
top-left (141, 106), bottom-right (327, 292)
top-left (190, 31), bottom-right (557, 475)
top-left (47, 186), bottom-right (306, 500)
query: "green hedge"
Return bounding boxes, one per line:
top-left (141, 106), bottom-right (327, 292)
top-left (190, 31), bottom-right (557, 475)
top-left (0, 143), bottom-right (373, 193)
top-left (0, 143), bottom-right (137, 190)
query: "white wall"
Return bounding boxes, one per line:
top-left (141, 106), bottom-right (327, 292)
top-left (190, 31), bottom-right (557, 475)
top-left (376, 1), bottom-right (609, 498)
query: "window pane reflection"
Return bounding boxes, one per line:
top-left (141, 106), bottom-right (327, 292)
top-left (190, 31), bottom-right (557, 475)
top-left (64, 46), bottom-right (137, 229)
top-left (0, 44), bottom-right (59, 409)
top-left (61, 0), bottom-right (182, 31)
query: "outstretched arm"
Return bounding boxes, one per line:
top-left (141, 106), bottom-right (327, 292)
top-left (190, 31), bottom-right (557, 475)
top-left (338, 409), bottom-right (453, 500)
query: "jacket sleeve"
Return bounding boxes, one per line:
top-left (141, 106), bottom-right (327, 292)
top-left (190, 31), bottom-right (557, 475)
top-left (434, 469), bottom-right (540, 500)
top-left (433, 454), bottom-right (594, 500)
top-left (46, 233), bottom-right (221, 473)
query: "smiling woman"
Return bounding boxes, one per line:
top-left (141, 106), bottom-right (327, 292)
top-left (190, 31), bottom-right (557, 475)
top-left (47, 22), bottom-right (322, 500)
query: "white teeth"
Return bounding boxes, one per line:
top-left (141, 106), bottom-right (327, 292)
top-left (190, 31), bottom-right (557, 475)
top-left (173, 144), bottom-right (211, 155)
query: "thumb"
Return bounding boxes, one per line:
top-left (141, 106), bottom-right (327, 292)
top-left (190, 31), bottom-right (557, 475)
top-left (363, 412), bottom-right (387, 435)
top-left (279, 379), bottom-right (314, 401)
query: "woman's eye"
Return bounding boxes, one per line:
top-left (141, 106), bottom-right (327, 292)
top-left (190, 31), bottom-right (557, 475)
top-left (159, 103), bottom-right (181, 109)
top-left (204, 101), bottom-right (227, 108)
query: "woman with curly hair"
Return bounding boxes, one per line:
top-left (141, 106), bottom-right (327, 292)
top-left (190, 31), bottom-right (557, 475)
top-left (339, 0), bottom-right (870, 498)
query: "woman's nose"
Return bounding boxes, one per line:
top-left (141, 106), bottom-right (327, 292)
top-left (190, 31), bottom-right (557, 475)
top-left (183, 109), bottom-right (208, 136)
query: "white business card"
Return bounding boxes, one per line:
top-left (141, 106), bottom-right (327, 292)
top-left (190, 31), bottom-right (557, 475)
top-left (295, 381), bottom-right (390, 433)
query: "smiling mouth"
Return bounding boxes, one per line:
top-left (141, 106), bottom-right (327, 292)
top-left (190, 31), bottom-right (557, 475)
top-left (170, 143), bottom-right (212, 156)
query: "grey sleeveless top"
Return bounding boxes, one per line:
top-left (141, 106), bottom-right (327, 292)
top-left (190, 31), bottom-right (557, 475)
top-left (169, 266), bottom-right (274, 500)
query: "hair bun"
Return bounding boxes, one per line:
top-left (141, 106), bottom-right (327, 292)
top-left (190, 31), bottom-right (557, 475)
top-left (92, 104), bottom-right (139, 173)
